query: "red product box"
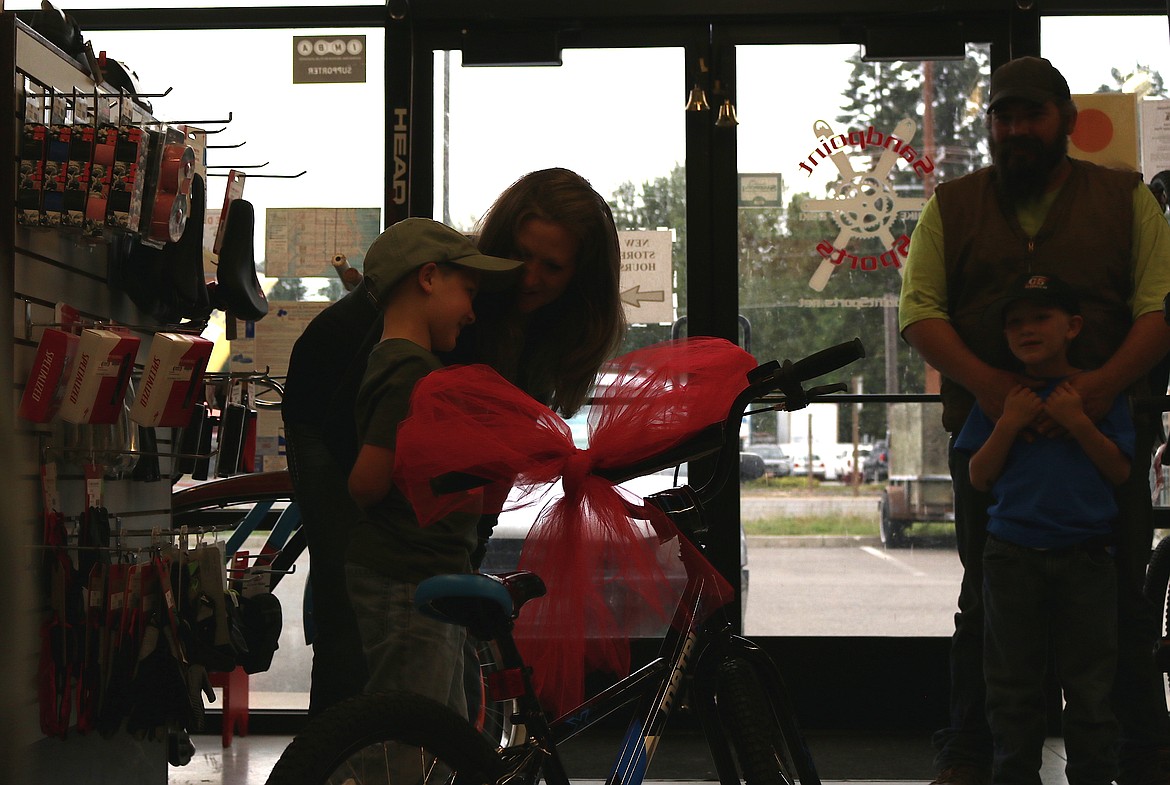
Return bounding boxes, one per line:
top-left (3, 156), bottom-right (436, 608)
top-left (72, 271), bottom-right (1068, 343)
top-left (58, 329), bottom-right (142, 425)
top-left (130, 333), bottom-right (213, 427)
top-left (18, 329), bottom-right (81, 423)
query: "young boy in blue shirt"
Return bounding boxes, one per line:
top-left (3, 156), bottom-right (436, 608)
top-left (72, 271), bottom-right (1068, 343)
top-left (955, 273), bottom-right (1134, 785)
top-left (343, 218), bottom-right (520, 717)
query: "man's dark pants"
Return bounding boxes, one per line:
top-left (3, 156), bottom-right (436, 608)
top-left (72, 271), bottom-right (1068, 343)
top-left (937, 423), bottom-right (1170, 774)
top-left (285, 421), bottom-right (369, 716)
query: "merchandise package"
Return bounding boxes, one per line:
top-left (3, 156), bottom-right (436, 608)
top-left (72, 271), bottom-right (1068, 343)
top-left (105, 123), bottom-right (149, 232)
top-left (58, 328), bottom-right (142, 425)
top-left (61, 98), bottom-right (97, 229)
top-left (130, 332), bottom-right (213, 427)
top-left (18, 328), bottom-right (81, 423)
top-left (17, 87), bottom-right (48, 227)
top-left (41, 94), bottom-right (71, 226)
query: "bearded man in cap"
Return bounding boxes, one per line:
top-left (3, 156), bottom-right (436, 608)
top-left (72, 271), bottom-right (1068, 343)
top-left (900, 56), bottom-right (1170, 785)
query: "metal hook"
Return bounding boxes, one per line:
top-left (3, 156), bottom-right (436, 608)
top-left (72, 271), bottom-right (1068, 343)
top-left (127, 87), bottom-right (174, 99)
top-left (26, 316), bottom-right (208, 336)
top-left (212, 169), bottom-right (306, 179)
top-left (207, 161), bottom-right (270, 170)
top-left (163, 110), bottom-right (233, 126)
top-left (206, 140), bottom-right (246, 149)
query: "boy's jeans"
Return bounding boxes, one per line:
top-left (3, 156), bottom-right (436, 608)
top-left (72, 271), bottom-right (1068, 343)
top-left (983, 536), bottom-right (1118, 785)
top-left (345, 562), bottom-right (467, 718)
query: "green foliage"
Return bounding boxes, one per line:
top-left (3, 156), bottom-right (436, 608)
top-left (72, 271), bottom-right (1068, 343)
top-left (1096, 64), bottom-right (1167, 97)
top-left (268, 277), bottom-right (307, 301)
top-left (837, 47), bottom-right (990, 186)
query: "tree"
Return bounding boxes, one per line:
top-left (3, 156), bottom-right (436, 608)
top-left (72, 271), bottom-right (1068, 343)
top-left (268, 277), bottom-right (307, 301)
top-left (837, 46), bottom-right (990, 189)
top-left (1096, 64), bottom-right (1166, 97)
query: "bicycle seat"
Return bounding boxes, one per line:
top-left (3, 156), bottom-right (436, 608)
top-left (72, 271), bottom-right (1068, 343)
top-left (415, 571), bottom-right (546, 640)
top-left (208, 198), bottom-right (269, 322)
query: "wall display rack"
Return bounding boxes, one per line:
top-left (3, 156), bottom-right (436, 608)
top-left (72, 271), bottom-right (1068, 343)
top-left (4, 14), bottom-right (287, 784)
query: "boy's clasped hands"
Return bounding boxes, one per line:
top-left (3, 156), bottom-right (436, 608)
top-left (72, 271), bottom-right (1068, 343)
top-left (1000, 380), bottom-right (1091, 439)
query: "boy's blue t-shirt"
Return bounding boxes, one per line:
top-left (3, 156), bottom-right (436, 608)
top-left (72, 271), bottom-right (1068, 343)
top-left (954, 379), bottom-right (1134, 549)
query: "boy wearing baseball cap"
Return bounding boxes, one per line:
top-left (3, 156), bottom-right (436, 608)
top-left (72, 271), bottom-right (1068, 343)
top-left (956, 273), bottom-right (1134, 785)
top-left (344, 218), bottom-right (520, 717)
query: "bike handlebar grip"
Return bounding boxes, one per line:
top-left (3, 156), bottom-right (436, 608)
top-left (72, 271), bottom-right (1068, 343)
top-left (790, 338), bottom-right (866, 382)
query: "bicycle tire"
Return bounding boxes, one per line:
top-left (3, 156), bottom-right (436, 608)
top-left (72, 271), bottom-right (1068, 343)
top-left (1144, 536), bottom-right (1170, 680)
top-left (265, 691), bottom-right (504, 785)
top-left (716, 657), bottom-right (817, 785)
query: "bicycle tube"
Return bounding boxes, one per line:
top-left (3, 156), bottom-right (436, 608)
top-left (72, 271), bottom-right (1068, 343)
top-left (265, 691), bottom-right (505, 785)
top-left (693, 637), bottom-right (821, 785)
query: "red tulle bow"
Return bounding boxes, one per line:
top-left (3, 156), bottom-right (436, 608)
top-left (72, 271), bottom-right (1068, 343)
top-left (394, 337), bottom-right (755, 714)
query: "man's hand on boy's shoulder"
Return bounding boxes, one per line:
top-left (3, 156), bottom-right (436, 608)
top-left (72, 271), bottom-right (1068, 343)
top-left (1065, 369), bottom-right (1120, 423)
top-left (1030, 370), bottom-right (1116, 439)
top-left (974, 368), bottom-right (1041, 422)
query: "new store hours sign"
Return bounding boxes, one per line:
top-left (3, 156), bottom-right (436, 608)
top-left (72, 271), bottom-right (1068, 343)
top-left (293, 36), bottom-right (367, 84)
top-left (617, 230), bottom-right (673, 325)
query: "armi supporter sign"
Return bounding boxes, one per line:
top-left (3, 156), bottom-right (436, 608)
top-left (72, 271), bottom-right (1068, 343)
top-left (293, 36), bottom-right (367, 84)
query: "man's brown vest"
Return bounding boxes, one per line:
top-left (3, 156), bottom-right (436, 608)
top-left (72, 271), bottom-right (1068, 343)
top-left (934, 158), bottom-right (1140, 432)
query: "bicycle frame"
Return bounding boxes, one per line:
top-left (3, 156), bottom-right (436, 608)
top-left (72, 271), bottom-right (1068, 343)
top-left (481, 493), bottom-right (816, 785)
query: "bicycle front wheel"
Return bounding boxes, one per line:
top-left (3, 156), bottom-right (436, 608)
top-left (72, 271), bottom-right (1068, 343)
top-left (266, 691), bottom-right (504, 785)
top-left (716, 657), bottom-right (819, 785)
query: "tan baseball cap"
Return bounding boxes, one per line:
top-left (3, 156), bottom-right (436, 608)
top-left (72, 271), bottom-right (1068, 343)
top-left (362, 218), bottom-right (521, 305)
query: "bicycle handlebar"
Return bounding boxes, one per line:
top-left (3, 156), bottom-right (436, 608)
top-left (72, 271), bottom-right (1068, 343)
top-left (785, 337), bottom-right (866, 385)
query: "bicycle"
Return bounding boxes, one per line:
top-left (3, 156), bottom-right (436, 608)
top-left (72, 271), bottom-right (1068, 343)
top-left (263, 337), bottom-right (867, 785)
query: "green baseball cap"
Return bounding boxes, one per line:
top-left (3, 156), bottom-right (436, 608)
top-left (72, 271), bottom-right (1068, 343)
top-left (988, 56), bottom-right (1071, 111)
top-left (363, 218), bottom-right (521, 305)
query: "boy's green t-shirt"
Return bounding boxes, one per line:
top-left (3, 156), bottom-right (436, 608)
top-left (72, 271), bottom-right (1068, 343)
top-left (346, 338), bottom-right (479, 583)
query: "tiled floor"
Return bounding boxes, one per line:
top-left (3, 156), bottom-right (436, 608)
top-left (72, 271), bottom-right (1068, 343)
top-left (168, 731), bottom-right (1072, 785)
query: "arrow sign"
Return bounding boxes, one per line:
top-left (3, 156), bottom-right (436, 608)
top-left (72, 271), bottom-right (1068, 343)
top-left (617, 229), bottom-right (674, 324)
top-left (621, 285), bottom-right (666, 307)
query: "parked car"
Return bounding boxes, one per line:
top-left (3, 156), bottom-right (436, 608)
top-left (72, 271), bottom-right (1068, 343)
top-left (789, 450), bottom-right (827, 480)
top-left (832, 445), bottom-right (872, 484)
top-left (740, 451), bottom-right (766, 482)
top-left (863, 439), bottom-right (889, 483)
top-left (747, 443), bottom-right (792, 477)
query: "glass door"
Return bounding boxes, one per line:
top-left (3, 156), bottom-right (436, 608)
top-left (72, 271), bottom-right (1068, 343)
top-left (735, 44), bottom-right (992, 637)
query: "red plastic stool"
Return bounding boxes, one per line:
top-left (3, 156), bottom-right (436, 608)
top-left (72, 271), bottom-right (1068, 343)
top-left (210, 666), bottom-right (249, 747)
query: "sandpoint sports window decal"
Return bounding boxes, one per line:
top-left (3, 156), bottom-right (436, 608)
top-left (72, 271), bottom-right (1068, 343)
top-left (797, 117), bottom-right (929, 291)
